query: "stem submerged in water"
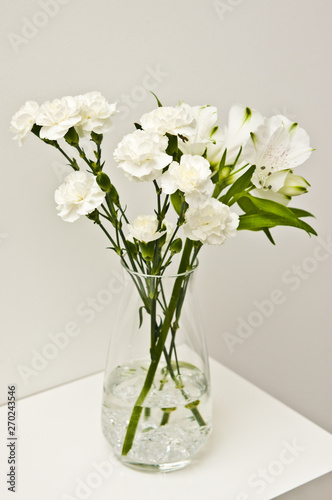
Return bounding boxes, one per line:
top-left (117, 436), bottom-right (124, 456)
top-left (121, 239), bottom-right (194, 456)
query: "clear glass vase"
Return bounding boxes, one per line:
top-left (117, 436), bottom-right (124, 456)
top-left (101, 262), bottom-right (212, 472)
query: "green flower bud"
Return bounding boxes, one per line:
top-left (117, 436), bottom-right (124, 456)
top-left (96, 172), bottom-right (111, 192)
top-left (90, 131), bottom-right (103, 145)
top-left (86, 209), bottom-right (100, 223)
top-left (170, 238), bottom-right (182, 255)
top-left (64, 127), bottom-right (79, 147)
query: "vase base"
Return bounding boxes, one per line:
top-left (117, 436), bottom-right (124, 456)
top-left (118, 457), bottom-right (191, 473)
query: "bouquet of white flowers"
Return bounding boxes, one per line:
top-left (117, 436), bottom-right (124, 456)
top-left (10, 91), bottom-right (316, 470)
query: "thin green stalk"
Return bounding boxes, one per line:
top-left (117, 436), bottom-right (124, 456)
top-left (121, 239), bottom-right (193, 456)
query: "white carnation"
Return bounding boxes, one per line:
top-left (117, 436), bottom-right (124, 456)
top-left (37, 96), bottom-right (81, 140)
top-left (113, 129), bottom-right (172, 182)
top-left (10, 101), bottom-right (39, 146)
top-left (127, 215), bottom-right (168, 243)
top-left (160, 154), bottom-right (214, 207)
top-left (54, 171), bottom-right (105, 222)
top-left (140, 103), bottom-right (196, 138)
top-left (75, 91), bottom-right (117, 137)
top-left (184, 198), bottom-right (239, 245)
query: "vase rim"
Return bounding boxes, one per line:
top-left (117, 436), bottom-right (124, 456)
top-left (120, 258), bottom-right (199, 279)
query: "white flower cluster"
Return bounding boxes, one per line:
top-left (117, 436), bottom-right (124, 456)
top-left (112, 101), bottom-right (313, 245)
top-left (10, 91), bottom-right (117, 144)
top-left (10, 94), bottom-right (313, 243)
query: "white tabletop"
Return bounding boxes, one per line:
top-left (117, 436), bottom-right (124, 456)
top-left (1, 358), bottom-right (331, 500)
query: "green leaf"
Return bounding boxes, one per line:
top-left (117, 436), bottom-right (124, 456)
top-left (263, 228), bottom-right (276, 245)
top-left (150, 91), bottom-right (163, 107)
top-left (238, 213), bottom-right (317, 236)
top-left (218, 148), bottom-right (228, 182)
top-left (134, 122), bottom-right (142, 130)
top-left (232, 146), bottom-right (242, 168)
top-left (170, 238), bottom-right (182, 255)
top-left (287, 207), bottom-right (315, 218)
top-left (241, 195), bottom-right (301, 221)
top-left (220, 165), bottom-right (255, 205)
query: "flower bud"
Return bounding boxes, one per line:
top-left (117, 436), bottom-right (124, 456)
top-left (96, 172), bottom-right (112, 192)
top-left (64, 127), bottom-right (79, 147)
top-left (86, 209), bottom-right (100, 223)
top-left (90, 131), bottom-right (103, 145)
top-left (279, 173), bottom-right (310, 197)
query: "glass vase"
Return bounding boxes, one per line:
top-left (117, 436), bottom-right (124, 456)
top-left (101, 262), bottom-right (212, 472)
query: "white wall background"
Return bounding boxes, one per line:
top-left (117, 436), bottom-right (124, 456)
top-left (1, 0), bottom-right (331, 497)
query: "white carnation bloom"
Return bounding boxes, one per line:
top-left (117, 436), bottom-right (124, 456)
top-left (113, 130), bottom-right (172, 182)
top-left (10, 101), bottom-right (39, 146)
top-left (184, 198), bottom-right (239, 245)
top-left (75, 91), bottom-right (117, 137)
top-left (242, 115), bottom-right (313, 192)
top-left (140, 103), bottom-right (196, 138)
top-left (36, 96), bottom-right (81, 140)
top-left (54, 171), bottom-right (105, 222)
top-left (127, 215), bottom-right (168, 243)
top-left (160, 154), bottom-right (213, 207)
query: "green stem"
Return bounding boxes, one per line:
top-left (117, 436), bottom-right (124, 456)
top-left (121, 239), bottom-right (193, 456)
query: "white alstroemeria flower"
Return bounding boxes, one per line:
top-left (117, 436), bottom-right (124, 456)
top-left (54, 171), bottom-right (106, 222)
top-left (214, 104), bottom-right (264, 165)
top-left (37, 96), bottom-right (81, 140)
top-left (140, 103), bottom-right (196, 138)
top-left (184, 198), bottom-right (239, 245)
top-left (113, 130), bottom-right (172, 182)
top-left (252, 171), bottom-right (310, 205)
top-left (178, 105), bottom-right (219, 156)
top-left (160, 154), bottom-right (214, 207)
top-left (10, 101), bottom-right (39, 146)
top-left (75, 91), bottom-right (118, 137)
top-left (242, 115), bottom-right (313, 192)
top-left (127, 215), bottom-right (168, 243)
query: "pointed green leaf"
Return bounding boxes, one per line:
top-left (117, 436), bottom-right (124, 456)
top-left (238, 213), bottom-right (317, 236)
top-left (287, 207), bottom-right (315, 218)
top-left (220, 165), bottom-right (255, 205)
top-left (263, 228), bottom-right (276, 245)
top-left (150, 91), bottom-right (163, 107)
